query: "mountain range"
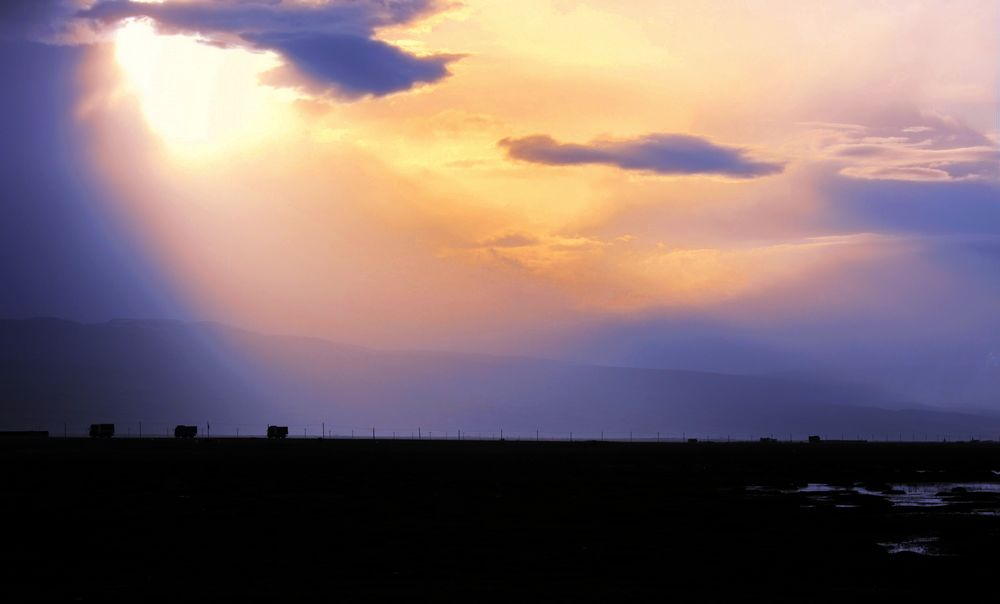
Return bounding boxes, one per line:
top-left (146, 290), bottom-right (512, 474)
top-left (1, 318), bottom-right (998, 439)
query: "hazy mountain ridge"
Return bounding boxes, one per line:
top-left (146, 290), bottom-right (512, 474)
top-left (1, 318), bottom-right (999, 437)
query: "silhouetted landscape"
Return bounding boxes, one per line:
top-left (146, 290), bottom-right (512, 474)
top-left (4, 437), bottom-right (1000, 600)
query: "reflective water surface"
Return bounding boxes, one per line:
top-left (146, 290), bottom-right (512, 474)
top-left (877, 537), bottom-right (941, 556)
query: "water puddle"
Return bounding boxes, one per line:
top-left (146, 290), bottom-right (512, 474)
top-left (856, 483), bottom-right (1000, 507)
top-left (797, 483), bottom-right (841, 493)
top-left (877, 537), bottom-right (941, 556)
top-left (749, 482), bottom-right (1000, 509)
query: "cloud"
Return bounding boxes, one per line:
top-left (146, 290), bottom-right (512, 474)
top-left (79, 0), bottom-right (439, 38)
top-left (808, 108), bottom-right (999, 182)
top-left (477, 233), bottom-right (539, 248)
top-left (854, 108), bottom-right (991, 150)
top-left (63, 0), bottom-right (458, 98)
top-left (498, 134), bottom-right (784, 178)
top-left (247, 31), bottom-right (454, 98)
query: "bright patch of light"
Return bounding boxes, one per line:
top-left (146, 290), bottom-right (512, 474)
top-left (113, 19), bottom-right (295, 157)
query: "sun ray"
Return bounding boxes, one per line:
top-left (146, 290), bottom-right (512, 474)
top-left (113, 18), bottom-right (296, 158)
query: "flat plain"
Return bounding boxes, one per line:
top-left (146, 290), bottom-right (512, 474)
top-left (3, 438), bottom-right (1000, 601)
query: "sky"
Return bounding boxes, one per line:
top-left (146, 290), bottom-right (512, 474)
top-left (0, 0), bottom-right (999, 401)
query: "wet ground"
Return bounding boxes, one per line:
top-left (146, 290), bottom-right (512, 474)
top-left (3, 438), bottom-right (1000, 601)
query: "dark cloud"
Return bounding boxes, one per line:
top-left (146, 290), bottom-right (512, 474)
top-left (69, 0), bottom-right (458, 98)
top-left (79, 0), bottom-right (437, 38)
top-left (498, 134), bottom-right (784, 178)
top-left (246, 32), bottom-right (452, 98)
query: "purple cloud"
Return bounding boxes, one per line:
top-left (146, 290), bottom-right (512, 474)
top-left (499, 134), bottom-right (784, 178)
top-left (245, 31), bottom-right (453, 98)
top-left (810, 108), bottom-right (999, 182)
top-left (74, 0), bottom-right (458, 98)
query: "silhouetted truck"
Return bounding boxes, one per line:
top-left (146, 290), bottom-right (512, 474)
top-left (89, 424), bottom-right (114, 439)
top-left (174, 425), bottom-right (198, 439)
top-left (267, 425), bottom-right (289, 439)
top-left (808, 435), bottom-right (821, 444)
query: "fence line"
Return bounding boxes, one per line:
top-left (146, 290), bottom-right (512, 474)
top-left (2, 420), bottom-right (1000, 444)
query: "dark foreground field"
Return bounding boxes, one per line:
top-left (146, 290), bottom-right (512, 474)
top-left (4, 439), bottom-right (1000, 601)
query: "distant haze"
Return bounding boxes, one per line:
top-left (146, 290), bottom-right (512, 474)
top-left (2, 319), bottom-right (999, 440)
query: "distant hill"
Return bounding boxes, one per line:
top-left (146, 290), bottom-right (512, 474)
top-left (0, 318), bottom-right (271, 427)
top-left (1, 318), bottom-right (998, 439)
